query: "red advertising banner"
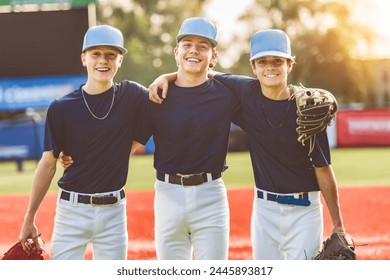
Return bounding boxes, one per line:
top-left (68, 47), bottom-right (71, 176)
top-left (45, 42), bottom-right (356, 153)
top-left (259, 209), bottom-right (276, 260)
top-left (337, 109), bottom-right (390, 147)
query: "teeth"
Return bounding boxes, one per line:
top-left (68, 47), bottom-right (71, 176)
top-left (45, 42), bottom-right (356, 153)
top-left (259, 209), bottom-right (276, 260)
top-left (265, 74), bottom-right (278, 77)
top-left (97, 67), bottom-right (109, 72)
top-left (186, 58), bottom-right (200, 62)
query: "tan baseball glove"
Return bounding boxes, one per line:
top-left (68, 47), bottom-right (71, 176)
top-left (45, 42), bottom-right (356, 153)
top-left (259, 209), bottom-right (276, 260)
top-left (289, 85), bottom-right (338, 155)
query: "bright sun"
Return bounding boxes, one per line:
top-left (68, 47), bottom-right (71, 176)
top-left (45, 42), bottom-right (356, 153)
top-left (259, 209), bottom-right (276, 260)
top-left (366, 0), bottom-right (390, 36)
top-left (350, 0), bottom-right (390, 58)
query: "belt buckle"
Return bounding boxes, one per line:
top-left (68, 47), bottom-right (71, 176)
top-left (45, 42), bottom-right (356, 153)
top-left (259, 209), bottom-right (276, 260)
top-left (89, 194), bottom-right (118, 205)
top-left (179, 173), bottom-right (204, 186)
top-left (90, 194), bottom-right (102, 205)
top-left (180, 174), bottom-right (192, 186)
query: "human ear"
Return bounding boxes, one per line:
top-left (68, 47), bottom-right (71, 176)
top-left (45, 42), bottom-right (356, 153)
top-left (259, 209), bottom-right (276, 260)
top-left (81, 53), bottom-right (86, 67)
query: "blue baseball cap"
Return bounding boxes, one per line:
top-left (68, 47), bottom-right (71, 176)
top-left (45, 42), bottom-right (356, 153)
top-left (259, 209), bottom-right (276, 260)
top-left (176, 17), bottom-right (218, 47)
top-left (82, 25), bottom-right (128, 54)
top-left (250, 29), bottom-right (292, 61)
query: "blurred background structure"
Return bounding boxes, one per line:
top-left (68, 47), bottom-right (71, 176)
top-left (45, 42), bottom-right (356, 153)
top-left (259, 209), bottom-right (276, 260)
top-left (0, 0), bottom-right (389, 170)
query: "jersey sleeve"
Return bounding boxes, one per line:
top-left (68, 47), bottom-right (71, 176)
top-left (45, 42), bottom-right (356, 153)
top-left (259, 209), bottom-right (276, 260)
top-left (214, 74), bottom-right (240, 92)
top-left (311, 129), bottom-right (332, 167)
top-left (44, 99), bottom-right (65, 158)
top-left (214, 74), bottom-right (255, 130)
top-left (214, 74), bottom-right (256, 94)
top-left (133, 91), bottom-right (153, 145)
top-left (230, 89), bottom-right (244, 129)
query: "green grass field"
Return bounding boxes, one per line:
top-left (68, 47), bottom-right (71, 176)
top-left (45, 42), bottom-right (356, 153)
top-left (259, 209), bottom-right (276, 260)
top-left (0, 147), bottom-right (389, 195)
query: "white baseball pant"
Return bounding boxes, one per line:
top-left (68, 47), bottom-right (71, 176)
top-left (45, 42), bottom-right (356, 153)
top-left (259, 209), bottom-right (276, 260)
top-left (251, 188), bottom-right (323, 260)
top-left (154, 178), bottom-right (229, 260)
top-left (50, 188), bottom-right (128, 260)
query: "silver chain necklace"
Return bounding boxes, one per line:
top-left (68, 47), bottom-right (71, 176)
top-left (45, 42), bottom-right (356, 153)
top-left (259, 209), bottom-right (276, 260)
top-left (260, 86), bottom-right (291, 129)
top-left (81, 87), bottom-right (116, 120)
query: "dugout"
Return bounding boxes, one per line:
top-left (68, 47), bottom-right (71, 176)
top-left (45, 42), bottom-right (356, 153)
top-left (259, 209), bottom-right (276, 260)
top-left (0, 0), bottom-right (96, 171)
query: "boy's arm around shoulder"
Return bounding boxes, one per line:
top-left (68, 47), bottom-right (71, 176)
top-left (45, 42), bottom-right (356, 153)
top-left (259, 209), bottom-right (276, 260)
top-left (148, 72), bottom-right (178, 104)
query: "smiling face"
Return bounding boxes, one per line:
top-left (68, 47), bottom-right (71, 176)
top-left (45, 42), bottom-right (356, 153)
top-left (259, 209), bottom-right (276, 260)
top-left (174, 35), bottom-right (217, 76)
top-left (81, 46), bottom-right (123, 86)
top-left (251, 56), bottom-right (293, 88)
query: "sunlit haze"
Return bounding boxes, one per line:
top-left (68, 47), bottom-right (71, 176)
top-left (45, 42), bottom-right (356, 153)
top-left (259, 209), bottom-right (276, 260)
top-left (352, 0), bottom-right (390, 59)
top-left (101, 0), bottom-right (390, 67)
top-left (205, 0), bottom-right (390, 66)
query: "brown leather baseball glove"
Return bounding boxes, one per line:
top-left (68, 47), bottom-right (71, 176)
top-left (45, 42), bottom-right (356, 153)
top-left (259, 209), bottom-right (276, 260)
top-left (313, 232), bottom-right (356, 260)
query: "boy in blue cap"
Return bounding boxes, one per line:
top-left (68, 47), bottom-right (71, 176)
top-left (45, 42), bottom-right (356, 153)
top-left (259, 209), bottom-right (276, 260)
top-left (19, 25), bottom-right (148, 260)
top-left (135, 17), bottom-right (241, 260)
top-left (150, 29), bottom-right (346, 260)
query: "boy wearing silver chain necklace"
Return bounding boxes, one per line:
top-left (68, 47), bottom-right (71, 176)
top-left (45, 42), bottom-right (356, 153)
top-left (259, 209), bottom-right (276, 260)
top-left (211, 30), bottom-right (345, 260)
top-left (19, 25), bottom-right (148, 259)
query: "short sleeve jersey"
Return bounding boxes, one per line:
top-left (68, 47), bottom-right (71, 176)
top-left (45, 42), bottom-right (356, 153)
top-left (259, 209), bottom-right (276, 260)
top-left (44, 81), bottom-right (149, 193)
top-left (136, 79), bottom-right (241, 175)
top-left (214, 74), bottom-right (331, 193)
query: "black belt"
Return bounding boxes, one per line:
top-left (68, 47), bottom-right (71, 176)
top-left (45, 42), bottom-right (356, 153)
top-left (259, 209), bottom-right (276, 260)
top-left (60, 189), bottom-right (125, 205)
top-left (156, 171), bottom-right (221, 186)
top-left (256, 189), bottom-right (311, 206)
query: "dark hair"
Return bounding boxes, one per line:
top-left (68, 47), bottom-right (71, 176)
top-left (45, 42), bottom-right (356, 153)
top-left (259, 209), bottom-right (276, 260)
top-left (250, 56), bottom-right (296, 67)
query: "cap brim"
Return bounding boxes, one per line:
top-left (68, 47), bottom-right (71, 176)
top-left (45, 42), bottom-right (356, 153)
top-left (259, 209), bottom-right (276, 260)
top-left (83, 44), bottom-right (128, 54)
top-left (250, 51), bottom-right (291, 61)
top-left (176, 34), bottom-right (218, 47)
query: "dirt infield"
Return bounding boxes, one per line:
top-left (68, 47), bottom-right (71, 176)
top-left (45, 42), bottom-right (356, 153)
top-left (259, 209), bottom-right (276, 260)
top-left (0, 187), bottom-right (389, 260)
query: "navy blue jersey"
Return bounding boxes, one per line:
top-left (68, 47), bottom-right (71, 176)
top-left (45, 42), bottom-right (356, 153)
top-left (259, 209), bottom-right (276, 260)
top-left (215, 74), bottom-right (331, 193)
top-left (136, 79), bottom-right (241, 174)
top-left (44, 81), bottom-right (149, 193)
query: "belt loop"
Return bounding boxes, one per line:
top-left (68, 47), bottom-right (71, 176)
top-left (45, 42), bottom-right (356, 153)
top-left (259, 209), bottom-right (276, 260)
top-left (206, 173), bottom-right (212, 182)
top-left (117, 188), bottom-right (124, 199)
top-left (57, 190), bottom-right (62, 204)
top-left (72, 192), bottom-right (78, 206)
top-left (164, 173), bottom-right (169, 183)
top-left (263, 190), bottom-right (268, 202)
